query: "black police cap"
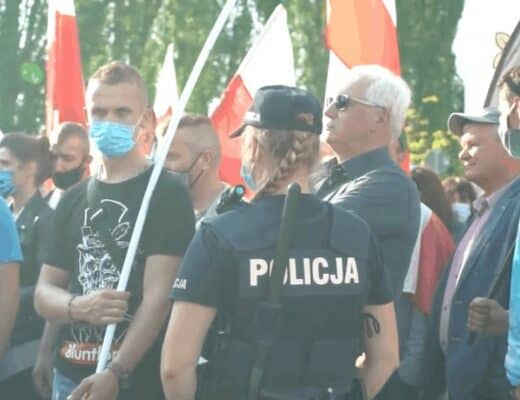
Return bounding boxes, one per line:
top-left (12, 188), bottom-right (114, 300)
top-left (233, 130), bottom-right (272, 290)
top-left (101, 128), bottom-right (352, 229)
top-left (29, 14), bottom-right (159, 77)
top-left (230, 85), bottom-right (323, 138)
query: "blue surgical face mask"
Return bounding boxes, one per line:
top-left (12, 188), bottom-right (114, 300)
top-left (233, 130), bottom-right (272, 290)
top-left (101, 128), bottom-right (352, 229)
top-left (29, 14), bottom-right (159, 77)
top-left (89, 120), bottom-right (136, 159)
top-left (240, 163), bottom-right (257, 191)
top-left (0, 170), bottom-right (15, 198)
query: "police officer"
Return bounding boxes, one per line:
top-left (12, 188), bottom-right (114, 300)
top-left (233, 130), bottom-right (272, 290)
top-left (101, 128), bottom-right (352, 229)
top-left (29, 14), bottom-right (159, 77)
top-left (0, 132), bottom-right (53, 399)
top-left (161, 86), bottom-right (398, 400)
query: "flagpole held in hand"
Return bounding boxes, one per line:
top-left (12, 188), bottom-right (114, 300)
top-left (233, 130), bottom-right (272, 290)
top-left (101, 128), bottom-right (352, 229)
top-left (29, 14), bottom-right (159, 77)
top-left (95, 0), bottom-right (238, 373)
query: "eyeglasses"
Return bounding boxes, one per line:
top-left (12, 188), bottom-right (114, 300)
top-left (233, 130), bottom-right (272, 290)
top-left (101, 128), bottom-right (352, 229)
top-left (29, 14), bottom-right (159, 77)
top-left (326, 94), bottom-right (386, 111)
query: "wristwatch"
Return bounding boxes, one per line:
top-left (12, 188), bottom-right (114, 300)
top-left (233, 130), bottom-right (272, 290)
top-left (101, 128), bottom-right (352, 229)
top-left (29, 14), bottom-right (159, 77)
top-left (106, 361), bottom-right (130, 390)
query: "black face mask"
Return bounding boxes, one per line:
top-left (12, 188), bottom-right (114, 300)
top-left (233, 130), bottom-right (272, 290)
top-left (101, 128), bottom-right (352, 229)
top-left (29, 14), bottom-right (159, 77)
top-left (52, 165), bottom-right (85, 190)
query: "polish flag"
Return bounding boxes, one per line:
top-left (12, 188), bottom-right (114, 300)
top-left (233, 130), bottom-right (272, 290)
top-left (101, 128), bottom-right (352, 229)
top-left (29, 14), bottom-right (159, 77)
top-left (154, 43), bottom-right (179, 128)
top-left (324, 0), bottom-right (400, 99)
top-left (403, 204), bottom-right (454, 314)
top-left (46, 0), bottom-right (86, 142)
top-left (324, 0), bottom-right (406, 170)
top-left (210, 5), bottom-right (296, 186)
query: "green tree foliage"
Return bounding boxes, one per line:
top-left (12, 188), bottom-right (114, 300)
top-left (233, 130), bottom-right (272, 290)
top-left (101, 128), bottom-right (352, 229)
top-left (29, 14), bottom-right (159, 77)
top-left (397, 0), bottom-right (465, 176)
top-left (0, 0), bottom-right (466, 176)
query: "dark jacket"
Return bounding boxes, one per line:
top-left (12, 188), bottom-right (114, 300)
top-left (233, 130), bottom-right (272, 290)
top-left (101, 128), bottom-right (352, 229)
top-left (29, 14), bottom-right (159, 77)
top-left (316, 147), bottom-right (421, 366)
top-left (423, 178), bottom-right (520, 400)
top-left (0, 192), bottom-right (53, 380)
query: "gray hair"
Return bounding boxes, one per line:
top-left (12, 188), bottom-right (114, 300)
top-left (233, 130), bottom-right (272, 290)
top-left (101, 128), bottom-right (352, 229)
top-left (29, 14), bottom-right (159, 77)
top-left (350, 65), bottom-right (411, 140)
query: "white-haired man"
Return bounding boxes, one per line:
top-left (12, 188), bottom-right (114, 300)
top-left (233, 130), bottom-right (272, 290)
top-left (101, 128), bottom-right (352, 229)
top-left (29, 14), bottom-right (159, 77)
top-left (317, 65), bottom-right (421, 399)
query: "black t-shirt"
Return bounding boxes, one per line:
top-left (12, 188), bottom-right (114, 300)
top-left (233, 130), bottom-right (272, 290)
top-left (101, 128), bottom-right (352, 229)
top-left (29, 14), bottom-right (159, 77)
top-left (171, 194), bottom-right (392, 346)
top-left (45, 167), bottom-right (195, 384)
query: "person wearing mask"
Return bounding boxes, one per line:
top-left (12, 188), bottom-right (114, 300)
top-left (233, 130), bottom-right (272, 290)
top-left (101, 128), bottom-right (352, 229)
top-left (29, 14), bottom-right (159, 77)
top-left (465, 65), bottom-right (520, 399)
top-left (423, 107), bottom-right (520, 400)
top-left (34, 61), bottom-right (195, 400)
top-left (0, 132), bottom-right (53, 399)
top-left (442, 176), bottom-right (477, 228)
top-left (46, 122), bottom-right (91, 207)
top-left (163, 114), bottom-right (228, 223)
top-left (32, 122), bottom-right (92, 399)
top-left (161, 85), bottom-right (398, 400)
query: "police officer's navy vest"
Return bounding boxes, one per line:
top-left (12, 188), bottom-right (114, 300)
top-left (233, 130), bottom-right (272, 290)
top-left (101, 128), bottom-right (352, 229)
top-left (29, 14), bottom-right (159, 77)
top-left (200, 197), bottom-right (372, 400)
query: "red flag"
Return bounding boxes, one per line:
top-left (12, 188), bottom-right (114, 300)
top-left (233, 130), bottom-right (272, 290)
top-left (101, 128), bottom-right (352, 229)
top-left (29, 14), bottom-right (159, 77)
top-left (46, 0), bottom-right (86, 141)
top-left (154, 43), bottom-right (179, 129)
top-left (210, 5), bottom-right (296, 186)
top-left (412, 212), bottom-right (454, 314)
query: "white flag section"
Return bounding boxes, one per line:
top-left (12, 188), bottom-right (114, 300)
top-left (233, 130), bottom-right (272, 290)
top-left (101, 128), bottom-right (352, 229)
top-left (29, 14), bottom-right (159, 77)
top-left (452, 0), bottom-right (520, 112)
top-left (153, 43), bottom-right (179, 123)
top-left (323, 0), bottom-right (400, 105)
top-left (324, 51), bottom-right (352, 106)
top-left (237, 5), bottom-right (295, 94)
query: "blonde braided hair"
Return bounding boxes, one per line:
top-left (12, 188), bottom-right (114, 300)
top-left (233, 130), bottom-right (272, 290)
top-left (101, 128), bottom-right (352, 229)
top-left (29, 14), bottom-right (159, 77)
top-left (241, 126), bottom-right (320, 198)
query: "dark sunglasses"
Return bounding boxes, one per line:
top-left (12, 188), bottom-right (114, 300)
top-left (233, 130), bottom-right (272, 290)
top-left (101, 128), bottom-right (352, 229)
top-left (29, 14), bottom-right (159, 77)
top-left (326, 94), bottom-right (386, 111)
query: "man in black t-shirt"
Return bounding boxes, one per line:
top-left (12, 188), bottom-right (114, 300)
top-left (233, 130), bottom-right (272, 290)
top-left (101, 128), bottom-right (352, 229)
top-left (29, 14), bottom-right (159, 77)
top-left (34, 61), bottom-right (195, 400)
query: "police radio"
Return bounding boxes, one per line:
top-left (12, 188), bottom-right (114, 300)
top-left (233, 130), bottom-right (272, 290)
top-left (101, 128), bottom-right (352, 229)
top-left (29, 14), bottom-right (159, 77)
top-left (216, 184), bottom-right (245, 214)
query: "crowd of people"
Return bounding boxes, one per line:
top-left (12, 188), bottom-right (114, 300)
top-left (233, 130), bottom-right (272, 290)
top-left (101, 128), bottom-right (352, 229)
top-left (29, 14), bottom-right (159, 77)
top-left (0, 60), bottom-right (520, 400)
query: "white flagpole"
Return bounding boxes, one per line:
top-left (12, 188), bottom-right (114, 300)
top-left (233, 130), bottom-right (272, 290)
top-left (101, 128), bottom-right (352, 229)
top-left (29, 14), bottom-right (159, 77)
top-left (96, 0), bottom-right (238, 373)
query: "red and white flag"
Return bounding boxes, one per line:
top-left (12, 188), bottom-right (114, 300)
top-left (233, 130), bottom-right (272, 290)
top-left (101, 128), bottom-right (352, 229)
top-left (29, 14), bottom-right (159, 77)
top-left (324, 0), bottom-right (407, 170)
top-left (46, 0), bottom-right (86, 142)
top-left (154, 43), bottom-right (179, 127)
top-left (210, 4), bottom-right (296, 186)
top-left (404, 204), bottom-right (454, 314)
top-left (324, 0), bottom-right (400, 100)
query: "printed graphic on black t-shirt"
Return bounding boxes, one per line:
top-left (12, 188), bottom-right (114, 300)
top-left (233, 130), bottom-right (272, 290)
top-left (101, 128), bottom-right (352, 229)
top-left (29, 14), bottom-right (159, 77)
top-left (61, 196), bottom-right (144, 365)
top-left (46, 167), bottom-right (195, 383)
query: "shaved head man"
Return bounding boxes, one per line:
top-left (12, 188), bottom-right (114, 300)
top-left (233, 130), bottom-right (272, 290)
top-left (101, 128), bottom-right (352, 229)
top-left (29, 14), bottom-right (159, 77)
top-left (52, 122), bottom-right (91, 189)
top-left (163, 114), bottom-right (227, 221)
